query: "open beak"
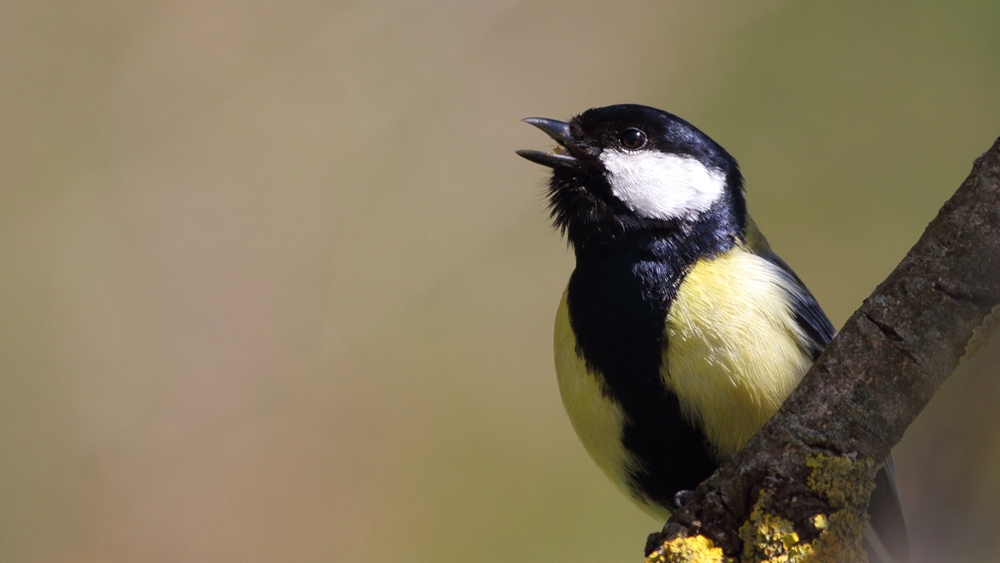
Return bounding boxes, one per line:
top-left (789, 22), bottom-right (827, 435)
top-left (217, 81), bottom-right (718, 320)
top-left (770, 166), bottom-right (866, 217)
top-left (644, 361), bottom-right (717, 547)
top-left (516, 117), bottom-right (583, 168)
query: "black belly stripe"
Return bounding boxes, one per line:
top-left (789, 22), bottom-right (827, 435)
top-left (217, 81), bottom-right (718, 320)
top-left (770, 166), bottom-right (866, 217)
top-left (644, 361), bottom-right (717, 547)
top-left (567, 231), bottom-right (733, 508)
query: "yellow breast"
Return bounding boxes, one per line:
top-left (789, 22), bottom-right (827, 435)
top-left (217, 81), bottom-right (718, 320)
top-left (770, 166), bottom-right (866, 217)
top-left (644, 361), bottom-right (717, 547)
top-left (553, 291), bottom-right (647, 507)
top-left (663, 248), bottom-right (814, 459)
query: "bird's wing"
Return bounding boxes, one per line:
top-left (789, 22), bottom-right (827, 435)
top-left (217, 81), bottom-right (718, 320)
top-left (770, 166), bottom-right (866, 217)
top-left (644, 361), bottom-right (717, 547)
top-left (757, 252), bottom-right (835, 358)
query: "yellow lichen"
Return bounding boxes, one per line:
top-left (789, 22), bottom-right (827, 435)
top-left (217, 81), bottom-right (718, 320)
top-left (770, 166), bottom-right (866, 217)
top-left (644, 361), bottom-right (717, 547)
top-left (738, 492), bottom-right (814, 563)
top-left (800, 454), bottom-right (873, 561)
top-left (805, 454), bottom-right (873, 511)
top-left (780, 531), bottom-right (800, 551)
top-left (732, 455), bottom-right (875, 562)
top-left (645, 534), bottom-right (731, 563)
top-left (650, 455), bottom-right (878, 561)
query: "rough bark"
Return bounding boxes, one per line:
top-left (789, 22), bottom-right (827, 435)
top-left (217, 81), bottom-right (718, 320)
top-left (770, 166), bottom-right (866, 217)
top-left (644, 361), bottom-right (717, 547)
top-left (645, 137), bottom-right (1000, 562)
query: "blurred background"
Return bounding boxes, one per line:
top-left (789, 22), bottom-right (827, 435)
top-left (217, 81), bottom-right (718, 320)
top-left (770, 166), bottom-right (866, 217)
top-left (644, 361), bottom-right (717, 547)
top-left (2, 2), bottom-right (999, 561)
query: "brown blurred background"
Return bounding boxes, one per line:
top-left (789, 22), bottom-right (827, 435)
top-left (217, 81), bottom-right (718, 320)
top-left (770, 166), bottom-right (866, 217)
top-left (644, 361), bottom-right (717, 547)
top-left (2, 2), bottom-right (999, 562)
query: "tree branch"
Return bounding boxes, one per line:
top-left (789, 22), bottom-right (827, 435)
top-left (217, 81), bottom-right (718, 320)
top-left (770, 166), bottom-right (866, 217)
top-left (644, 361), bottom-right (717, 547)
top-left (645, 137), bottom-right (1000, 562)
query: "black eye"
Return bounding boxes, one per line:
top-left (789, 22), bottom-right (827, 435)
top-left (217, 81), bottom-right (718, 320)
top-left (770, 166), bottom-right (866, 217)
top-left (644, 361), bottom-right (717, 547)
top-left (619, 128), bottom-right (647, 150)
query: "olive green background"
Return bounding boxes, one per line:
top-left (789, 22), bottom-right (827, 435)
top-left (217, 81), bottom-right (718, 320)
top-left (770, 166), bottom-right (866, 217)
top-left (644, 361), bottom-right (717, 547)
top-left (2, 3), bottom-right (999, 562)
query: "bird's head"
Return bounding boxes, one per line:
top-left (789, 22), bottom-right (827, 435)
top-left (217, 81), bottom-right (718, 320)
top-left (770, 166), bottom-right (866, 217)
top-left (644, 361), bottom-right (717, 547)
top-left (518, 104), bottom-right (746, 248)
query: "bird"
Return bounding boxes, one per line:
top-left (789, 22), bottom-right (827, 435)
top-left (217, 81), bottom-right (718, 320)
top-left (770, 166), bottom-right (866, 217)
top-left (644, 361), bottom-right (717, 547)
top-left (517, 104), bottom-right (908, 562)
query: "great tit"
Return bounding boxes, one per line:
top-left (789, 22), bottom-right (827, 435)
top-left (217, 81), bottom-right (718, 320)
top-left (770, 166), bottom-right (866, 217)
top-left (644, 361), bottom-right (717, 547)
top-left (518, 104), bottom-right (908, 562)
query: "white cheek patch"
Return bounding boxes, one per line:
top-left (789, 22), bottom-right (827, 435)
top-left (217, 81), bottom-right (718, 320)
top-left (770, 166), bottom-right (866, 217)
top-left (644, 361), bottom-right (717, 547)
top-left (599, 150), bottom-right (727, 221)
